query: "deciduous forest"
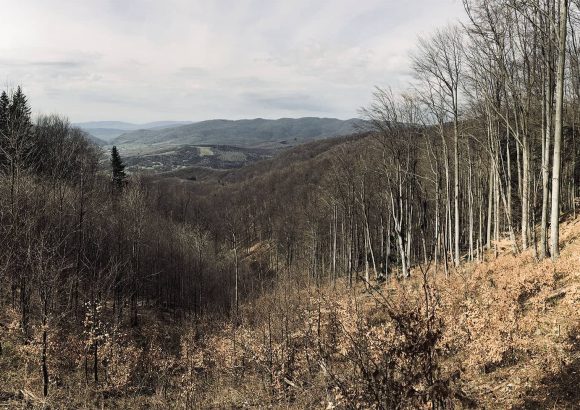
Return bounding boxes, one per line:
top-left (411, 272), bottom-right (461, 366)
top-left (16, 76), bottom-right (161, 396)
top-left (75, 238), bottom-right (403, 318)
top-left (1, 0), bottom-right (579, 408)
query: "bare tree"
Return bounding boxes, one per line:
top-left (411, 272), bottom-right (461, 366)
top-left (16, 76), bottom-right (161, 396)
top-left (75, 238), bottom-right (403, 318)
top-left (551, 0), bottom-right (570, 259)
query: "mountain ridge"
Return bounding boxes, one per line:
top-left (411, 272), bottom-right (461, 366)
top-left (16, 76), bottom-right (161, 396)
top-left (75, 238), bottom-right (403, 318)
top-left (111, 117), bottom-right (367, 150)
top-left (74, 121), bottom-right (194, 142)
top-left (74, 120), bottom-right (193, 130)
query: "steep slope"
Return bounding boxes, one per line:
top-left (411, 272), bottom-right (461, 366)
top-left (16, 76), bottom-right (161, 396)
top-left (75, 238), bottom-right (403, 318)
top-left (150, 215), bottom-right (580, 409)
top-left (438, 216), bottom-right (580, 408)
top-left (2, 211), bottom-right (577, 408)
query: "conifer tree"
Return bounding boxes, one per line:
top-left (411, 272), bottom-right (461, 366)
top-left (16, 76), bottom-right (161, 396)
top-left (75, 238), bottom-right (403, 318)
top-left (10, 86), bottom-right (31, 122)
top-left (0, 90), bottom-right (9, 131)
top-left (8, 86), bottom-right (33, 155)
top-left (0, 91), bottom-right (9, 169)
top-left (111, 145), bottom-right (127, 193)
top-left (0, 86), bottom-right (33, 210)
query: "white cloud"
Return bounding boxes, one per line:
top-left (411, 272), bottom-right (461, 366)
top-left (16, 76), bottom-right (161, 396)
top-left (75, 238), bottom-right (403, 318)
top-left (0, 0), bottom-right (465, 122)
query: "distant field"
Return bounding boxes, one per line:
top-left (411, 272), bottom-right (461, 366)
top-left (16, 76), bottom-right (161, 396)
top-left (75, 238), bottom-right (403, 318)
top-left (121, 144), bottom-right (274, 171)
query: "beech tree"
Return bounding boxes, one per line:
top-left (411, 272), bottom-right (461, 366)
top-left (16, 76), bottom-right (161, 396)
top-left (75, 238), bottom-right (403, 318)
top-left (551, 0), bottom-right (570, 259)
top-left (412, 25), bottom-right (464, 266)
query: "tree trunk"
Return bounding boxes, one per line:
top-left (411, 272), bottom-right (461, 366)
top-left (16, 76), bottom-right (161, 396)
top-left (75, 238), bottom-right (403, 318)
top-left (454, 118), bottom-right (460, 266)
top-left (550, 0), bottom-right (569, 260)
top-left (541, 62), bottom-right (553, 258)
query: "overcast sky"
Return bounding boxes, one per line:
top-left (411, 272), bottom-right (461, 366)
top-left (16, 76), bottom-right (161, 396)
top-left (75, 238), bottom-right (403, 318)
top-left (0, 0), bottom-right (464, 123)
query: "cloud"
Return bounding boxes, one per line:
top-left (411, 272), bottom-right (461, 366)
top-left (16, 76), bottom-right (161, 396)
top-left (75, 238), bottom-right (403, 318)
top-left (0, 0), bottom-right (466, 122)
top-left (174, 67), bottom-right (210, 78)
top-left (243, 92), bottom-right (333, 113)
top-left (0, 59), bottom-right (87, 69)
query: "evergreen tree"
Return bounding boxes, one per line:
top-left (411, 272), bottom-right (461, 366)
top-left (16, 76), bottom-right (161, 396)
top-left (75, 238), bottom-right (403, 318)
top-left (0, 86), bottom-right (33, 183)
top-left (0, 90), bottom-right (9, 132)
top-left (9, 86), bottom-right (33, 145)
top-left (6, 86), bottom-right (33, 166)
top-left (0, 91), bottom-right (9, 169)
top-left (111, 145), bottom-right (127, 192)
top-left (10, 86), bottom-right (31, 123)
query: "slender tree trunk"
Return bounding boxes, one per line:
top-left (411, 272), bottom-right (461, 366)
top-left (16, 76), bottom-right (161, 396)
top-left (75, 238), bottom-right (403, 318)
top-left (487, 157), bottom-right (494, 249)
top-left (42, 297), bottom-right (49, 397)
top-left (542, 63), bottom-right (553, 258)
top-left (468, 145), bottom-right (474, 261)
top-left (364, 222), bottom-right (369, 289)
top-left (233, 232), bottom-right (239, 320)
top-left (551, 0), bottom-right (569, 260)
top-left (454, 118), bottom-right (460, 266)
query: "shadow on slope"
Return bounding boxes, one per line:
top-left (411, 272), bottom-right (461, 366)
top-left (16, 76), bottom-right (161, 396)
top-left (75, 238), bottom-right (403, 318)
top-left (514, 327), bottom-right (580, 410)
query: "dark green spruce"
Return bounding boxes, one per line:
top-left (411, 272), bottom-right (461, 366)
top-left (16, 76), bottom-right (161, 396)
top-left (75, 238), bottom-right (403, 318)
top-left (111, 145), bottom-right (127, 193)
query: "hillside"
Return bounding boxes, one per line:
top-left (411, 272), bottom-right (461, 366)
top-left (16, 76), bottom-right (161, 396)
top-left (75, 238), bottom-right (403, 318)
top-left (106, 117), bottom-right (367, 171)
top-left (153, 132), bottom-right (366, 183)
top-left (112, 117), bottom-right (364, 151)
top-left (3, 0), bottom-right (580, 407)
top-left (83, 133), bottom-right (107, 146)
top-left (1, 211), bottom-right (578, 408)
top-left (74, 121), bottom-right (193, 142)
top-left (1, 90), bottom-right (579, 408)
top-left (168, 215), bottom-right (580, 409)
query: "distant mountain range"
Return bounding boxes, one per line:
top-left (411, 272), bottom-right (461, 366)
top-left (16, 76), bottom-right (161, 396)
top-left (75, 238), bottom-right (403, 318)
top-left (111, 117), bottom-right (365, 149)
top-left (79, 117), bottom-right (369, 171)
top-left (74, 120), bottom-right (193, 142)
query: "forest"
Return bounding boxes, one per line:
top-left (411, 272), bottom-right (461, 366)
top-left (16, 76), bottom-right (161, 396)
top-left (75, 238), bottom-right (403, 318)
top-left (0, 0), bottom-right (579, 408)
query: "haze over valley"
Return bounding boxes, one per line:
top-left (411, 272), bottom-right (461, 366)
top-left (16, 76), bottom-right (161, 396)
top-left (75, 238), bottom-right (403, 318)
top-left (74, 121), bottom-right (194, 143)
top-left (77, 117), bottom-right (366, 170)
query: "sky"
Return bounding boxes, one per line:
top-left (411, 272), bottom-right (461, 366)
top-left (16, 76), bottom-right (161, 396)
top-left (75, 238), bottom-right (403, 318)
top-left (0, 0), bottom-right (465, 123)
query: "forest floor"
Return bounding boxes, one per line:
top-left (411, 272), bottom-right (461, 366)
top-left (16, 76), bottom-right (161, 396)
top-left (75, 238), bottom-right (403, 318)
top-left (1, 216), bottom-right (579, 409)
top-left (442, 215), bottom-right (580, 409)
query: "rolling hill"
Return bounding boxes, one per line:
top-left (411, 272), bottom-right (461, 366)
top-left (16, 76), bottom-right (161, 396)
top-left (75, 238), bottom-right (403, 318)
top-left (105, 117), bottom-right (368, 171)
top-left (111, 117), bottom-right (365, 150)
top-left (74, 120), bottom-right (193, 142)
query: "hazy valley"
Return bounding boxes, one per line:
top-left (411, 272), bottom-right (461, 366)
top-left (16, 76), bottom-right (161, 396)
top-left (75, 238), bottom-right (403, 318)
top-left (78, 117), bottom-right (365, 171)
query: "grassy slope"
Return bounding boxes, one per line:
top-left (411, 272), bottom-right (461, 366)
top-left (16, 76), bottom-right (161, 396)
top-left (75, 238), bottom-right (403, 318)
top-left (0, 215), bottom-right (579, 408)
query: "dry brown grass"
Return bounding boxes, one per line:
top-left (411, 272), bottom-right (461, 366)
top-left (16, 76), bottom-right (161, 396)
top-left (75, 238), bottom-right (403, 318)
top-left (1, 218), bottom-right (579, 408)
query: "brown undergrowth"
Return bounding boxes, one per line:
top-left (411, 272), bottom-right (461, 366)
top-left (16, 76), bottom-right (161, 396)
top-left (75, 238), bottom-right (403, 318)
top-left (1, 218), bottom-right (579, 409)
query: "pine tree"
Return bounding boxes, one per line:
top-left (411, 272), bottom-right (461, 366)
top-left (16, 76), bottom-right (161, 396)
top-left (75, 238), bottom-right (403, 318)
top-left (111, 145), bottom-right (127, 193)
top-left (0, 91), bottom-right (10, 169)
top-left (10, 86), bottom-right (31, 123)
top-left (4, 86), bottom-right (33, 172)
top-left (9, 86), bottom-right (33, 146)
top-left (0, 90), bottom-right (9, 132)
